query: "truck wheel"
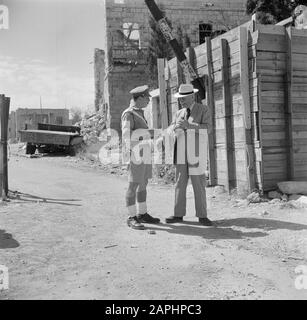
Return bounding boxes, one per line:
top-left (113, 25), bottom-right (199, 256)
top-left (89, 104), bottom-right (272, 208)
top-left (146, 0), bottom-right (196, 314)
top-left (68, 146), bottom-right (76, 156)
top-left (26, 143), bottom-right (36, 155)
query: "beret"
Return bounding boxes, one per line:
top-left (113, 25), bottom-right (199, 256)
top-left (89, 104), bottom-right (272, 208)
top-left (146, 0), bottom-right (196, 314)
top-left (129, 85), bottom-right (151, 98)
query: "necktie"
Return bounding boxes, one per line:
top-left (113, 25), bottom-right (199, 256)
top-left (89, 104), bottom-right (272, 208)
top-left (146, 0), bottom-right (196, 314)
top-left (186, 108), bottom-right (191, 120)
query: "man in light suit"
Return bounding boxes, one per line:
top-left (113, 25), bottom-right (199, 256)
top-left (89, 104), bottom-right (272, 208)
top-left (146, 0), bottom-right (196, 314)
top-left (165, 83), bottom-right (213, 226)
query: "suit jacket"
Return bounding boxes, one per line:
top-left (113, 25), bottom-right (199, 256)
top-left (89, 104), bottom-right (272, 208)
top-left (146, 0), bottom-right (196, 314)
top-left (169, 102), bottom-right (209, 175)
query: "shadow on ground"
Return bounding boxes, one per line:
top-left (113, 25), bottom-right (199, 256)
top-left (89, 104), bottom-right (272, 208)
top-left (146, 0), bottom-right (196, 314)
top-left (8, 190), bottom-right (82, 207)
top-left (215, 217), bottom-right (307, 231)
top-left (148, 217), bottom-right (307, 239)
top-left (0, 230), bottom-right (19, 249)
top-left (149, 224), bottom-right (267, 239)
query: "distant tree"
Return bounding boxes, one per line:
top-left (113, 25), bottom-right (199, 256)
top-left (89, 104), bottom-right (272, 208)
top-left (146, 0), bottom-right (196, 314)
top-left (246, 0), bottom-right (307, 24)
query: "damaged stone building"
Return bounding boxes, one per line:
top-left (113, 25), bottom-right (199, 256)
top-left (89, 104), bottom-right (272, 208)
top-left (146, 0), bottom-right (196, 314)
top-left (97, 0), bottom-right (249, 131)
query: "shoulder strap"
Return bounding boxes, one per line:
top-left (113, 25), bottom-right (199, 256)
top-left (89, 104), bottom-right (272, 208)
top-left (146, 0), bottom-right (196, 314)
top-left (130, 109), bottom-right (148, 128)
top-left (121, 107), bottom-right (132, 119)
top-left (122, 107), bottom-right (148, 128)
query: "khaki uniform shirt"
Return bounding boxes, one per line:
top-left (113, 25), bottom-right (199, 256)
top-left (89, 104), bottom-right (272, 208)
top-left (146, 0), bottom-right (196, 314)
top-left (121, 101), bottom-right (152, 182)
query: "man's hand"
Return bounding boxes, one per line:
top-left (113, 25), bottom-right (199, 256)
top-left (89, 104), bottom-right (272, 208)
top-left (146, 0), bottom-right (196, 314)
top-left (175, 118), bottom-right (189, 130)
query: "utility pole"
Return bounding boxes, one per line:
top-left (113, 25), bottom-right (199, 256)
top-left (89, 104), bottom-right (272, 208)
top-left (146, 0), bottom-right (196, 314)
top-left (0, 94), bottom-right (10, 199)
top-left (40, 96), bottom-right (43, 113)
top-left (144, 0), bottom-right (206, 100)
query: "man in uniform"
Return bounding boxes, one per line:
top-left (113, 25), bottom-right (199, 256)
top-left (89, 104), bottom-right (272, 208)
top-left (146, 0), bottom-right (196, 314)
top-left (165, 83), bottom-right (214, 226)
top-left (121, 85), bottom-right (160, 230)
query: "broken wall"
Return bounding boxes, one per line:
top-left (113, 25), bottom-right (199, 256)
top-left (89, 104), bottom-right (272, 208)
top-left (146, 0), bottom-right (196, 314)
top-left (94, 49), bottom-right (106, 113)
top-left (102, 0), bottom-right (249, 132)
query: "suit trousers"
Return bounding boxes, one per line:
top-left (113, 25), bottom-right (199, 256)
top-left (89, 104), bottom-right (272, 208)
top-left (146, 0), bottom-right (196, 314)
top-left (174, 163), bottom-right (207, 218)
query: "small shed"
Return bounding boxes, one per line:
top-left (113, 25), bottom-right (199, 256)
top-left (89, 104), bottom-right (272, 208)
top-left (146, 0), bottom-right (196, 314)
top-left (151, 20), bottom-right (307, 193)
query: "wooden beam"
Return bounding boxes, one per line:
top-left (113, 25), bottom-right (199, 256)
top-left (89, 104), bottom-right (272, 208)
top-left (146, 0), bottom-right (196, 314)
top-left (151, 97), bottom-right (159, 129)
top-left (276, 16), bottom-right (293, 26)
top-left (0, 94), bottom-right (9, 199)
top-left (285, 26), bottom-right (294, 180)
top-left (0, 95), bottom-right (4, 198)
top-left (239, 27), bottom-right (251, 130)
top-left (205, 37), bottom-right (217, 186)
top-left (239, 26), bottom-right (256, 193)
top-left (220, 38), bottom-right (233, 192)
top-left (157, 58), bottom-right (168, 129)
top-left (3, 97), bottom-right (10, 197)
top-left (164, 60), bottom-right (172, 125)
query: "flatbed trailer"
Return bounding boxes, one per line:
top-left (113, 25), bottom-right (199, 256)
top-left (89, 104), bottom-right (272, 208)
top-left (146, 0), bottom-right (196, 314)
top-left (19, 123), bottom-right (83, 155)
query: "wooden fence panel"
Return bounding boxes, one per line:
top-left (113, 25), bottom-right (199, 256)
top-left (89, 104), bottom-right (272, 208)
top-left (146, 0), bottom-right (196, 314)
top-left (157, 21), bottom-right (307, 193)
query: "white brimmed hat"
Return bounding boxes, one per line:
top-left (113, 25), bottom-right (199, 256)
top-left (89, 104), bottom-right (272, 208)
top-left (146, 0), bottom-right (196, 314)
top-left (174, 83), bottom-right (198, 98)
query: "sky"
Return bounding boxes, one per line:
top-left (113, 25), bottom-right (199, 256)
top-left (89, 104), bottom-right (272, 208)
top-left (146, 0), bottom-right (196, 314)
top-left (0, 0), bottom-right (105, 111)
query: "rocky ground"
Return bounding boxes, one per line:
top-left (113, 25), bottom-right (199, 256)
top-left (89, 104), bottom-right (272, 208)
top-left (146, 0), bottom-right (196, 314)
top-left (0, 145), bottom-right (307, 300)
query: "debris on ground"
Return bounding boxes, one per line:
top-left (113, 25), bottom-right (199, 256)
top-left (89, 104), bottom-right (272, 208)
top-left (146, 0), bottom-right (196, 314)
top-left (267, 182), bottom-right (307, 209)
top-left (286, 256), bottom-right (305, 261)
top-left (213, 185), bottom-right (226, 195)
top-left (247, 191), bottom-right (262, 204)
top-left (268, 190), bottom-right (282, 200)
top-left (152, 164), bottom-right (176, 184)
top-left (269, 198), bottom-right (281, 205)
top-left (260, 210), bottom-right (270, 216)
top-left (233, 199), bottom-right (249, 208)
top-left (279, 200), bottom-right (303, 210)
top-left (104, 245), bottom-right (118, 249)
top-left (291, 195), bottom-right (307, 207)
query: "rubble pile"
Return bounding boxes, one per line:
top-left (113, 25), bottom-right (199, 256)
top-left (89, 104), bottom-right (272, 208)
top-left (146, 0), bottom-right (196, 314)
top-left (77, 113), bottom-right (106, 145)
top-left (268, 181), bottom-right (307, 209)
top-left (232, 181), bottom-right (307, 210)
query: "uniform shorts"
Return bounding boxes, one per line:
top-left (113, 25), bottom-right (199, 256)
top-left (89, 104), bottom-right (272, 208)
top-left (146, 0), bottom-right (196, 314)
top-left (128, 162), bottom-right (152, 183)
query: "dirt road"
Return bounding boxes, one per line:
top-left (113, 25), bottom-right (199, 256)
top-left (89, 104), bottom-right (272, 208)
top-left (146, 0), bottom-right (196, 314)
top-left (0, 153), bottom-right (307, 300)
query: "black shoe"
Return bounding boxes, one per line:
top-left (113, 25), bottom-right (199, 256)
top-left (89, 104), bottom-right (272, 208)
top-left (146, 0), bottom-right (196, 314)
top-left (165, 216), bottom-right (183, 223)
top-left (127, 216), bottom-right (145, 230)
top-left (199, 218), bottom-right (214, 226)
top-left (137, 213), bottom-right (160, 224)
